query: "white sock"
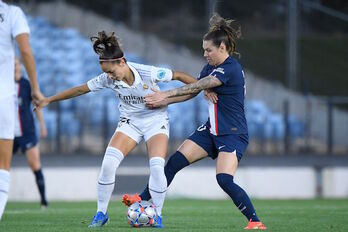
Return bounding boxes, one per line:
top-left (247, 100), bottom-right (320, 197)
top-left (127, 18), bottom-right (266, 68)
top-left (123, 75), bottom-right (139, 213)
top-left (148, 157), bottom-right (167, 216)
top-left (0, 169), bottom-right (10, 220)
top-left (97, 147), bottom-right (124, 214)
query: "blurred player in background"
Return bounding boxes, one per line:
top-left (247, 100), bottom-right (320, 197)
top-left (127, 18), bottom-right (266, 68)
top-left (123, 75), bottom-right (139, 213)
top-left (123, 13), bottom-right (267, 230)
top-left (13, 58), bottom-right (48, 208)
top-left (35, 31), bottom-right (197, 228)
top-left (0, 0), bottom-right (44, 220)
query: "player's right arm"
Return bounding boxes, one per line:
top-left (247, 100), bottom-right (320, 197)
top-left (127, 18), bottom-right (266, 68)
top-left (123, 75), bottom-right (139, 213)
top-left (36, 84), bottom-right (90, 109)
top-left (167, 71), bottom-right (200, 104)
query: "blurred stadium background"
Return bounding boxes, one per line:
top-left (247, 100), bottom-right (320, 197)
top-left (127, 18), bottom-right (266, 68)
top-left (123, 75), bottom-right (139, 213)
top-left (8, 0), bottom-right (348, 201)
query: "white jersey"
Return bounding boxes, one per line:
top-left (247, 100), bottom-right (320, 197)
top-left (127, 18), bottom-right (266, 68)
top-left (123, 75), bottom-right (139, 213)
top-left (87, 62), bottom-right (173, 120)
top-left (0, 1), bottom-right (30, 99)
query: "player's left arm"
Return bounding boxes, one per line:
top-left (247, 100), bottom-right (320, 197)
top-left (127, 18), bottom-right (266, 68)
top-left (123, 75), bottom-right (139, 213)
top-left (34, 108), bottom-right (47, 138)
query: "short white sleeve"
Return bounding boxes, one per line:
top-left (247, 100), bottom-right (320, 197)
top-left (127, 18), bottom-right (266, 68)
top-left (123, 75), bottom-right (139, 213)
top-left (87, 73), bottom-right (110, 92)
top-left (11, 6), bottom-right (30, 38)
top-left (151, 66), bottom-right (173, 83)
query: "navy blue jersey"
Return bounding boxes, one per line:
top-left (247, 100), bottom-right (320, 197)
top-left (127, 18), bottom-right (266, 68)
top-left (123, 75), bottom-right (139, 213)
top-left (199, 56), bottom-right (248, 136)
top-left (15, 78), bottom-right (36, 136)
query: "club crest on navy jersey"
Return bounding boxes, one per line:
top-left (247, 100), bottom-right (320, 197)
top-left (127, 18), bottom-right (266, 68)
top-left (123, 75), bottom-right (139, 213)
top-left (211, 67), bottom-right (225, 75)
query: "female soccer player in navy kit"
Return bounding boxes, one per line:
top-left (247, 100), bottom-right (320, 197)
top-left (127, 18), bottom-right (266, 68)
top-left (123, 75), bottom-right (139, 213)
top-left (123, 14), bottom-right (267, 230)
top-left (35, 31), bottom-right (197, 228)
top-left (13, 58), bottom-right (48, 208)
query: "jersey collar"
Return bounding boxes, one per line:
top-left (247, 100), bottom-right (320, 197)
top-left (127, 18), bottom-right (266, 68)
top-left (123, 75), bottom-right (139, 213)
top-left (114, 62), bottom-right (142, 88)
top-left (217, 56), bottom-right (233, 67)
top-left (128, 62), bottom-right (142, 86)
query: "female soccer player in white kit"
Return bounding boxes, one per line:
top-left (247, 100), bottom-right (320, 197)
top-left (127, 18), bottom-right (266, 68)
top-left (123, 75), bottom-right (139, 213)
top-left (35, 31), bottom-right (197, 228)
top-left (0, 0), bottom-right (44, 220)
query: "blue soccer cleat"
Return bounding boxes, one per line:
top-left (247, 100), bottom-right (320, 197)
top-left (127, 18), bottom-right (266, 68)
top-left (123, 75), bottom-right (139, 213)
top-left (88, 211), bottom-right (109, 228)
top-left (153, 215), bottom-right (163, 228)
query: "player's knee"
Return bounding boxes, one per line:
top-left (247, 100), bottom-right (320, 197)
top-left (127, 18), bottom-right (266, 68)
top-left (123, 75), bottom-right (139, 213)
top-left (216, 173), bottom-right (234, 190)
top-left (28, 157), bottom-right (41, 171)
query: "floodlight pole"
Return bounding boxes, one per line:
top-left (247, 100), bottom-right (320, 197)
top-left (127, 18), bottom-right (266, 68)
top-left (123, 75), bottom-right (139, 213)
top-left (206, 0), bottom-right (217, 27)
top-left (130, 0), bottom-right (140, 30)
top-left (287, 0), bottom-right (298, 90)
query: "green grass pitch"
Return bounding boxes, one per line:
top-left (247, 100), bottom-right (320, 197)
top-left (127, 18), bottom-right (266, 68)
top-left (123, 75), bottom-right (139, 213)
top-left (1, 199), bottom-right (348, 231)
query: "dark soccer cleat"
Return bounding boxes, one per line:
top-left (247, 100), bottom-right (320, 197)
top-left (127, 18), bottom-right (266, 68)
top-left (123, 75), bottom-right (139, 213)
top-left (122, 193), bottom-right (142, 206)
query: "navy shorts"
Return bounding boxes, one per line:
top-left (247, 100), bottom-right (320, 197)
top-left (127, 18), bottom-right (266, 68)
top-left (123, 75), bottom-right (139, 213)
top-left (187, 123), bottom-right (248, 162)
top-left (13, 133), bottom-right (38, 154)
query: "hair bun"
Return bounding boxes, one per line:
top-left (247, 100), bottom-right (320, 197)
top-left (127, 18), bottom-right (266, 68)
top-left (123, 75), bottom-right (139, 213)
top-left (90, 31), bottom-right (124, 59)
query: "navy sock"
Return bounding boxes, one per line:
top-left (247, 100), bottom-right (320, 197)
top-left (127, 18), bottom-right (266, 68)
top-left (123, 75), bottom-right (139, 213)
top-left (140, 151), bottom-right (189, 200)
top-left (34, 169), bottom-right (47, 206)
top-left (216, 173), bottom-right (259, 222)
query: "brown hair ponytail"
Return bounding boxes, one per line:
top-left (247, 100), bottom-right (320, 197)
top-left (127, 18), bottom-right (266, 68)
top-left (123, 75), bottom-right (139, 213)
top-left (203, 13), bottom-right (242, 57)
top-left (90, 31), bottom-right (124, 61)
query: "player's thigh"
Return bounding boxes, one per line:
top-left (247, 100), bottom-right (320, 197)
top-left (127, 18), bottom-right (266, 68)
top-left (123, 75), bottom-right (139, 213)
top-left (108, 131), bottom-right (137, 156)
top-left (146, 134), bottom-right (168, 159)
top-left (177, 139), bottom-right (208, 164)
top-left (25, 145), bottom-right (41, 171)
top-left (216, 151), bottom-right (239, 176)
top-left (0, 139), bottom-right (13, 170)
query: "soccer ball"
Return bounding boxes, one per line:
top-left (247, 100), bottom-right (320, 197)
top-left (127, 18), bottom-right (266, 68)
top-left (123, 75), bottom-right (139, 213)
top-left (127, 200), bottom-right (157, 227)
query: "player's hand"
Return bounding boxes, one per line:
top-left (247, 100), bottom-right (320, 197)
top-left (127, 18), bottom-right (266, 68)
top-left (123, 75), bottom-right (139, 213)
top-left (145, 98), bottom-right (169, 109)
top-left (204, 90), bottom-right (218, 103)
top-left (33, 98), bottom-right (50, 111)
top-left (31, 89), bottom-right (45, 105)
top-left (145, 88), bottom-right (169, 106)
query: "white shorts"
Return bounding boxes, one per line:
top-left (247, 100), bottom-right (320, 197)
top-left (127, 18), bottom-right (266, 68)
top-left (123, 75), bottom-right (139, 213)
top-left (116, 116), bottom-right (169, 143)
top-left (0, 95), bottom-right (15, 139)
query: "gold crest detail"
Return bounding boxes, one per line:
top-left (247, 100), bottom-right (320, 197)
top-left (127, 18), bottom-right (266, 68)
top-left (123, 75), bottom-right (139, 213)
top-left (143, 84), bottom-right (149, 90)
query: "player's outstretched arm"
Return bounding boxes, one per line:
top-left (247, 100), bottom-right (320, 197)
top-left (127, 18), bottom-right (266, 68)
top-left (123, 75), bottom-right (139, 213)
top-left (167, 72), bottom-right (218, 105)
top-left (145, 90), bottom-right (198, 109)
top-left (166, 75), bottom-right (222, 97)
top-left (35, 84), bottom-right (90, 109)
top-left (164, 89), bottom-right (218, 106)
top-left (164, 71), bottom-right (199, 105)
top-left (145, 75), bottom-right (222, 105)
